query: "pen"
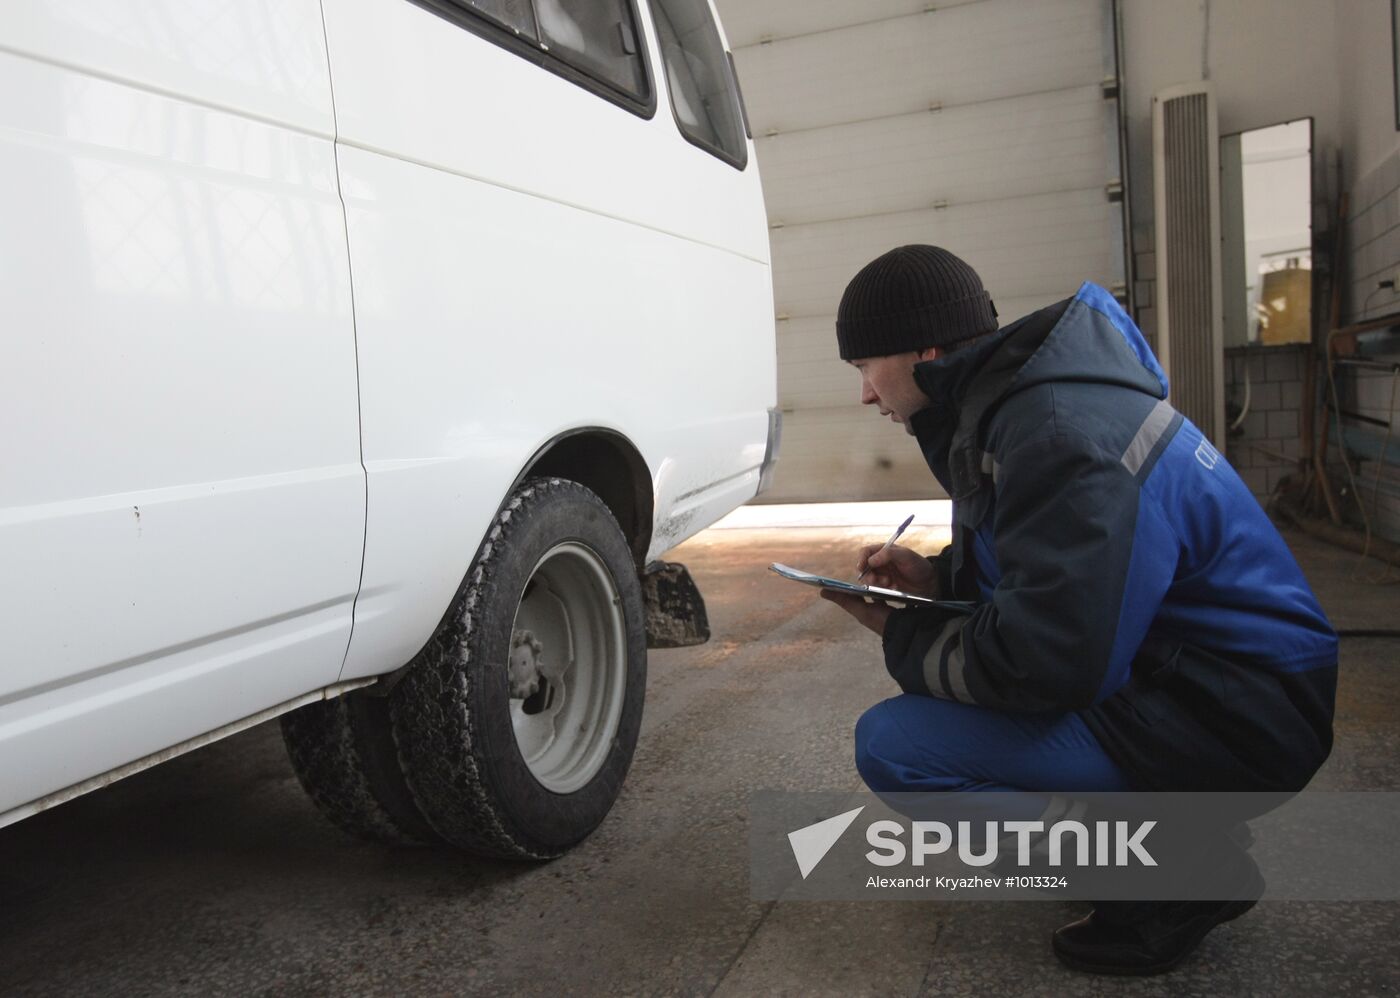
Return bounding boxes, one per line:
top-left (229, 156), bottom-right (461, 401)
top-left (857, 513), bottom-right (915, 582)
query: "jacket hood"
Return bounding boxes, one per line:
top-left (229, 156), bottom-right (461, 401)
top-left (1005, 282), bottom-right (1167, 400)
top-left (913, 282), bottom-right (1167, 414)
top-left (907, 282), bottom-right (1167, 499)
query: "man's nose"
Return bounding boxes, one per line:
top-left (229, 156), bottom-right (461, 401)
top-left (860, 379), bottom-right (878, 405)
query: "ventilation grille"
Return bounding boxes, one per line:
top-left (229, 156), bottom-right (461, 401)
top-left (1154, 86), bottom-right (1223, 446)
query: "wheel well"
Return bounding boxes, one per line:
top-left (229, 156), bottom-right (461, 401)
top-left (526, 431), bottom-right (654, 568)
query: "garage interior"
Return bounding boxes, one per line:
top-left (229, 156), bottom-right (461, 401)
top-left (5, 0), bottom-right (1400, 994)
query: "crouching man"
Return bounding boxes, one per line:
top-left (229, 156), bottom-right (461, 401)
top-left (821, 245), bottom-right (1337, 975)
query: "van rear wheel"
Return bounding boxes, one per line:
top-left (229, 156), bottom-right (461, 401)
top-left (388, 477), bottom-right (646, 858)
top-left (280, 690), bottom-right (440, 846)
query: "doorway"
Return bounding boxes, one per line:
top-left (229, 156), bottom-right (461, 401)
top-left (1220, 118), bottom-right (1314, 348)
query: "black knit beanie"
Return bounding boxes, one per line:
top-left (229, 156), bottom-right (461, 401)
top-left (835, 245), bottom-right (998, 360)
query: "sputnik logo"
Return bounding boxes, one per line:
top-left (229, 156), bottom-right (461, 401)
top-left (787, 805), bottom-right (1159, 876)
top-left (787, 805), bottom-right (865, 879)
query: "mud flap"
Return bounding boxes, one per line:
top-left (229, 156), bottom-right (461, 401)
top-left (640, 561), bottom-right (710, 648)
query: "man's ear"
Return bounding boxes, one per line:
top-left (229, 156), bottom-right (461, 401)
top-left (916, 346), bottom-right (941, 362)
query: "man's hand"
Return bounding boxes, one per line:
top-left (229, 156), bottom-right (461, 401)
top-left (820, 589), bottom-right (893, 635)
top-left (857, 542), bottom-right (940, 597)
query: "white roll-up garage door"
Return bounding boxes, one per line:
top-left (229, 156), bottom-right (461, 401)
top-left (717, 0), bottom-right (1129, 502)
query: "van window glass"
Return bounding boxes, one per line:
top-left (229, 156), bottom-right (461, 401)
top-left (649, 0), bottom-right (746, 167)
top-left (464, 0), bottom-right (537, 37)
top-left (537, 0), bottom-right (648, 98)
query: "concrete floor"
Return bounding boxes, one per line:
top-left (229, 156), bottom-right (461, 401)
top-left (2, 523), bottom-right (1397, 996)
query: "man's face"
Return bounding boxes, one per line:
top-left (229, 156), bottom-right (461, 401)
top-left (849, 348), bottom-right (940, 434)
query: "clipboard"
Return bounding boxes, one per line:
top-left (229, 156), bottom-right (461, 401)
top-left (769, 563), bottom-right (977, 613)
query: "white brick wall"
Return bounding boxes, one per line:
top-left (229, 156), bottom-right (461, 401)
top-left (1224, 345), bottom-right (1307, 503)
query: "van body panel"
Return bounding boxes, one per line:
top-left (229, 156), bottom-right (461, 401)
top-left (322, 0), bottom-right (774, 681)
top-left (0, 3), bottom-right (364, 815)
top-left (330, 142), bottom-right (773, 679)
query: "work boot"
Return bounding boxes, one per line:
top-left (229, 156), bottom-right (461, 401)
top-left (1051, 845), bottom-right (1264, 975)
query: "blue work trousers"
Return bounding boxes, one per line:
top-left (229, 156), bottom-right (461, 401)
top-left (854, 693), bottom-right (1139, 794)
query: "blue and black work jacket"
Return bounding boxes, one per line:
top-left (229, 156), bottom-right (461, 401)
top-left (882, 283), bottom-right (1338, 792)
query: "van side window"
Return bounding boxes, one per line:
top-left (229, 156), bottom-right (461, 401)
top-left (421, 0), bottom-right (653, 114)
top-left (537, 0), bottom-right (648, 99)
top-left (648, 0), bottom-right (748, 169)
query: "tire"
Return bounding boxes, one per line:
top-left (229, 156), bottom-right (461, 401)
top-left (388, 476), bottom-right (647, 859)
top-left (280, 690), bottom-right (441, 846)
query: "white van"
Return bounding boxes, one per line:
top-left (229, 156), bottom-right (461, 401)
top-left (0, 0), bottom-right (778, 858)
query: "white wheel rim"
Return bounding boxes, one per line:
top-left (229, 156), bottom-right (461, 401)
top-left (508, 542), bottom-right (627, 794)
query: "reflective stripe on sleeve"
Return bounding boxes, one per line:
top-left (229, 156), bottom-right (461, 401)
top-left (921, 615), bottom-right (973, 703)
top-left (1121, 399), bottom-right (1176, 476)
